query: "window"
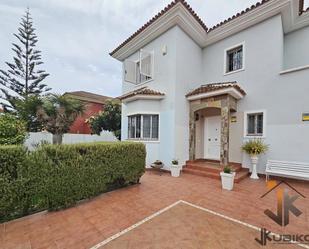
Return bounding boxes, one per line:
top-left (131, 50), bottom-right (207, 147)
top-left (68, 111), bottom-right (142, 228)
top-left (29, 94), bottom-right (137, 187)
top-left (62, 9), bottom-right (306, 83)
top-left (225, 45), bottom-right (243, 73)
top-left (128, 114), bottom-right (159, 140)
top-left (304, 0), bottom-right (309, 10)
top-left (246, 112), bottom-right (264, 136)
top-left (124, 49), bottom-right (154, 84)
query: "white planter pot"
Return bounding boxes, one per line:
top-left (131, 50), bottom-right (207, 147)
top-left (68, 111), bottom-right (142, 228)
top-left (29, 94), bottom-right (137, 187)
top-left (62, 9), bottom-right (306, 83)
top-left (171, 164), bottom-right (181, 177)
top-left (250, 155), bottom-right (259, 179)
top-left (220, 172), bottom-right (236, 191)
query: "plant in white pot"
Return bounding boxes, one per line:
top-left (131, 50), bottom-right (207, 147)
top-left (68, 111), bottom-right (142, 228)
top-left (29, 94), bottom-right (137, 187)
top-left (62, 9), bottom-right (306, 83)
top-left (242, 139), bottom-right (268, 179)
top-left (220, 166), bottom-right (236, 191)
top-left (170, 159), bottom-right (181, 177)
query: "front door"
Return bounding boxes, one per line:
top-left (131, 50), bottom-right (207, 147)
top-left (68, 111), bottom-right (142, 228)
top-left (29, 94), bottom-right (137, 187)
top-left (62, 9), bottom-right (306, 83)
top-left (204, 116), bottom-right (221, 160)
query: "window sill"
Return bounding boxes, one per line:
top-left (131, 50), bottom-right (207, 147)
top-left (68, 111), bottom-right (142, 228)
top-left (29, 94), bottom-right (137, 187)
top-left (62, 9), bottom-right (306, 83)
top-left (244, 135), bottom-right (265, 139)
top-left (279, 65), bottom-right (309, 75)
top-left (134, 79), bottom-right (154, 87)
top-left (224, 68), bottom-right (245, 76)
top-left (126, 139), bottom-right (160, 143)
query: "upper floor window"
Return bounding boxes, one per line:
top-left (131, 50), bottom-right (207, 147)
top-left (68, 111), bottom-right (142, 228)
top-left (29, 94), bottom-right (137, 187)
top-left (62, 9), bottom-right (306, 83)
top-left (128, 114), bottom-right (159, 140)
top-left (124, 49), bottom-right (154, 85)
top-left (225, 44), bottom-right (244, 74)
top-left (244, 110), bottom-right (266, 137)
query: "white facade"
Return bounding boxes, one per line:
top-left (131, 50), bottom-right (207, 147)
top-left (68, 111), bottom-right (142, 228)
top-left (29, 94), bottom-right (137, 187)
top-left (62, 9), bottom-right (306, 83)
top-left (112, 0), bottom-right (309, 173)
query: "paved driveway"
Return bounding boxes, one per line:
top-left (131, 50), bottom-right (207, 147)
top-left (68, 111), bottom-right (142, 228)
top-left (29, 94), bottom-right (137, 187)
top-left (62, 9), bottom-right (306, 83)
top-left (1, 171), bottom-right (308, 249)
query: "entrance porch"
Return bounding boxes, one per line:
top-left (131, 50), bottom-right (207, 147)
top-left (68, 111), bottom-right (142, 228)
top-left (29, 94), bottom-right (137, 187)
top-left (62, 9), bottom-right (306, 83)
top-left (186, 82), bottom-right (246, 166)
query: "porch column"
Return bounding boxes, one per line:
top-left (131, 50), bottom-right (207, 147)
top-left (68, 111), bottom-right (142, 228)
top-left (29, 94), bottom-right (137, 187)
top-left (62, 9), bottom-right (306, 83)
top-left (220, 96), bottom-right (231, 166)
top-left (189, 110), bottom-right (196, 160)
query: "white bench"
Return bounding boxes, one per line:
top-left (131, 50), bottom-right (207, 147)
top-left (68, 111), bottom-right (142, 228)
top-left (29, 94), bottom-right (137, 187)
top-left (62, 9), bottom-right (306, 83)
top-left (266, 160), bottom-right (309, 181)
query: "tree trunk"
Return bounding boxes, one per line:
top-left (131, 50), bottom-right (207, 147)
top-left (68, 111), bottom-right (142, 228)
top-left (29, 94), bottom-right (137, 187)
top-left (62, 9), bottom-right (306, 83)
top-left (52, 134), bottom-right (63, 145)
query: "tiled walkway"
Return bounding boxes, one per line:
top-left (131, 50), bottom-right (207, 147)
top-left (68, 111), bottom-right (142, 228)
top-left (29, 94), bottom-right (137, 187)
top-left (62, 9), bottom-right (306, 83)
top-left (102, 202), bottom-right (299, 249)
top-left (1, 171), bottom-right (308, 249)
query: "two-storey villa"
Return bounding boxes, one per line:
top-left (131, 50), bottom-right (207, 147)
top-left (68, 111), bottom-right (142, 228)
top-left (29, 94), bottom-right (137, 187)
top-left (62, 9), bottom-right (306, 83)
top-left (111, 0), bottom-right (309, 175)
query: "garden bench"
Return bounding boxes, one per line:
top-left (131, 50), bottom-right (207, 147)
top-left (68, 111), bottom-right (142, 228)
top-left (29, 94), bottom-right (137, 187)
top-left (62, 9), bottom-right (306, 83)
top-left (265, 160), bottom-right (309, 181)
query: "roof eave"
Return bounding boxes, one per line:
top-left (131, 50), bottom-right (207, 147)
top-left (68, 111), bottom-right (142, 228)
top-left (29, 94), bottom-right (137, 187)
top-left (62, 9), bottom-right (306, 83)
top-left (121, 94), bottom-right (165, 103)
top-left (186, 87), bottom-right (245, 101)
top-left (110, 2), bottom-right (207, 61)
top-left (111, 0), bottom-right (309, 61)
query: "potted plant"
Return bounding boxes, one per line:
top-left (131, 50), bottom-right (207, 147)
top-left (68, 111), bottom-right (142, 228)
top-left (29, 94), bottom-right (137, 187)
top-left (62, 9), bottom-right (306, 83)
top-left (220, 166), bottom-right (236, 191)
top-left (151, 160), bottom-right (164, 170)
top-left (242, 139), bottom-right (268, 179)
top-left (170, 159), bottom-right (181, 177)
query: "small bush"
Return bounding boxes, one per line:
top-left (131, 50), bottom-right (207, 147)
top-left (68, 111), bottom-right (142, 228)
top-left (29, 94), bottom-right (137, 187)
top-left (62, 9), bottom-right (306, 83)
top-left (0, 114), bottom-right (27, 145)
top-left (223, 166), bottom-right (232, 174)
top-left (242, 139), bottom-right (268, 155)
top-left (0, 142), bottom-right (146, 222)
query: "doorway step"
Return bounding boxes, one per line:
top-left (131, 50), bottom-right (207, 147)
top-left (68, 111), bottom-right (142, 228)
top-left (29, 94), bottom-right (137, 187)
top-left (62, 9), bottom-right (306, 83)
top-left (182, 159), bottom-right (249, 183)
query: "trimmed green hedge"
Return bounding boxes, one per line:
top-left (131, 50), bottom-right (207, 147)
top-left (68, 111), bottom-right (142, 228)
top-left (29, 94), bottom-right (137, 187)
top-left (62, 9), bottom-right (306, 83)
top-left (0, 142), bottom-right (146, 222)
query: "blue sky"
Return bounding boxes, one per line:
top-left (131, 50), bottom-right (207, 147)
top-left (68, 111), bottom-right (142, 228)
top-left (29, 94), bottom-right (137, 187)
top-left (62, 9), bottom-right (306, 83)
top-left (0, 0), bottom-right (259, 97)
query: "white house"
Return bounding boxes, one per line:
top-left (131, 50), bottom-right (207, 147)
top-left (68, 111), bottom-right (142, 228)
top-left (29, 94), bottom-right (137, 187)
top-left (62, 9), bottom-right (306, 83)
top-left (110, 0), bottom-right (309, 174)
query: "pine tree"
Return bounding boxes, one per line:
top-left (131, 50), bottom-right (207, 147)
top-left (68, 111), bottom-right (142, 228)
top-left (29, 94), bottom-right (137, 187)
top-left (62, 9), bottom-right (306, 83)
top-left (0, 8), bottom-right (50, 111)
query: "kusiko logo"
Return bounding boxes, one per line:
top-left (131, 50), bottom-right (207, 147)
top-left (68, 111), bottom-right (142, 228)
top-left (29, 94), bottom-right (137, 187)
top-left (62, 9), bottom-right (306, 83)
top-left (255, 180), bottom-right (307, 246)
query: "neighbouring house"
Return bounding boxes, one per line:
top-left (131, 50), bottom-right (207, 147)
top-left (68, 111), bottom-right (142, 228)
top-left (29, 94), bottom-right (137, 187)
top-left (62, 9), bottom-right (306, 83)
top-left (111, 0), bottom-right (309, 174)
top-left (64, 91), bottom-right (111, 134)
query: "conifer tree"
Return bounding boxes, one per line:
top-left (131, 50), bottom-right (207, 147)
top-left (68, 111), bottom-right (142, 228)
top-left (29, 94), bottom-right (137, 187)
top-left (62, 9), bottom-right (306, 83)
top-left (0, 8), bottom-right (50, 111)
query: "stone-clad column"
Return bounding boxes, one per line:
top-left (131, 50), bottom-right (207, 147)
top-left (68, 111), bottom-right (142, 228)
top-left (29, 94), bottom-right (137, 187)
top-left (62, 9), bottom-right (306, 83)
top-left (220, 96), bottom-right (231, 166)
top-left (189, 110), bottom-right (196, 160)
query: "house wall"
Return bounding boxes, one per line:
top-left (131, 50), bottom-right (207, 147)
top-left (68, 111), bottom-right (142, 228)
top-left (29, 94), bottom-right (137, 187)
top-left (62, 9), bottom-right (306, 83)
top-left (121, 27), bottom-right (178, 168)
top-left (174, 26), bottom-right (203, 166)
top-left (120, 14), bottom-right (309, 173)
top-left (283, 26), bottom-right (309, 69)
top-left (202, 15), bottom-right (309, 173)
top-left (69, 102), bottom-right (104, 134)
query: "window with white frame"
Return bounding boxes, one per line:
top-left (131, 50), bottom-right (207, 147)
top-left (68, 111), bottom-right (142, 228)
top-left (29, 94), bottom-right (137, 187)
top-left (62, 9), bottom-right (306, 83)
top-left (304, 0), bottom-right (309, 10)
top-left (128, 114), bottom-right (159, 140)
top-left (225, 45), bottom-right (243, 73)
top-left (124, 49), bottom-right (154, 84)
top-left (246, 112), bottom-right (264, 136)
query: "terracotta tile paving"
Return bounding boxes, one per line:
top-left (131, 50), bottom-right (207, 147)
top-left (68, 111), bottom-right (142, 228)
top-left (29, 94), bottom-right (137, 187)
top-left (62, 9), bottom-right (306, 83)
top-left (102, 202), bottom-right (299, 249)
top-left (1, 171), bottom-right (309, 249)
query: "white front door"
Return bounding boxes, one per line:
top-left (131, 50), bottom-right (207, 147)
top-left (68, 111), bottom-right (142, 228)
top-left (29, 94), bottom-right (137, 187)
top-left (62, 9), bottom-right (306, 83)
top-left (204, 116), bottom-right (221, 160)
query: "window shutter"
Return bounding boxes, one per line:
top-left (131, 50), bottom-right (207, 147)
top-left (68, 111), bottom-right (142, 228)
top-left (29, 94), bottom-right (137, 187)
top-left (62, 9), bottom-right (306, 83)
top-left (140, 50), bottom-right (153, 78)
top-left (124, 59), bottom-right (137, 84)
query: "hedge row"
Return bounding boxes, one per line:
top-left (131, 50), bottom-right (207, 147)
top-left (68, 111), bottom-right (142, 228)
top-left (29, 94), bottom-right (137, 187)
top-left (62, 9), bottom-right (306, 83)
top-left (0, 142), bottom-right (146, 222)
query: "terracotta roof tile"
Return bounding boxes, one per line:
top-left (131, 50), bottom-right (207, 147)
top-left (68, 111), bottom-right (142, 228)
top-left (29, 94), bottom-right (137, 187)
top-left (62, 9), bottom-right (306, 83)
top-left (118, 87), bottom-right (165, 101)
top-left (208, 0), bottom-right (270, 32)
top-left (110, 0), bottom-right (207, 56)
top-left (110, 0), bottom-right (275, 56)
top-left (186, 82), bottom-right (246, 97)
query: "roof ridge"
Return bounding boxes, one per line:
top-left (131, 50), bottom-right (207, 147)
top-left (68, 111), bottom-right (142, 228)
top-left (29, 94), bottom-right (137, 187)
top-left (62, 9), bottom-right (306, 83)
top-left (110, 0), bottom-right (207, 56)
top-left (208, 0), bottom-right (270, 32)
top-left (110, 0), bottom-right (274, 57)
top-left (118, 87), bottom-right (165, 101)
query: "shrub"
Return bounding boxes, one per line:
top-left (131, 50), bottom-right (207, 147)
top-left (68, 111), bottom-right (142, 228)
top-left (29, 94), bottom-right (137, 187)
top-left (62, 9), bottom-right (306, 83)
top-left (242, 139), bottom-right (268, 156)
top-left (0, 142), bottom-right (145, 222)
top-left (223, 166), bottom-right (232, 174)
top-left (0, 114), bottom-right (27, 145)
